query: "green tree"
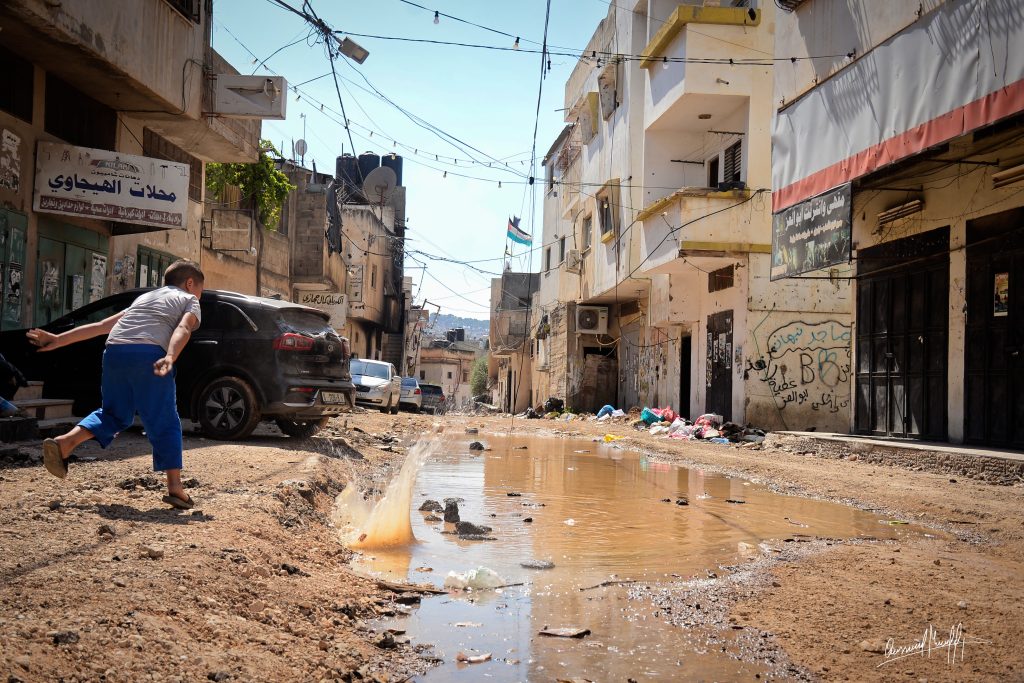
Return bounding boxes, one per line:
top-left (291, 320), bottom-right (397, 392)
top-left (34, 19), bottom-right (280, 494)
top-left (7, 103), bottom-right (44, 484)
top-left (205, 140), bottom-right (294, 228)
top-left (470, 354), bottom-right (489, 396)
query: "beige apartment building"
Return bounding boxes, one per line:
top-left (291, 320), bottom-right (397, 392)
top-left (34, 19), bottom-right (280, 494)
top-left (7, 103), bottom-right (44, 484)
top-left (530, 0), bottom-right (851, 430)
top-left (0, 0), bottom-right (264, 332)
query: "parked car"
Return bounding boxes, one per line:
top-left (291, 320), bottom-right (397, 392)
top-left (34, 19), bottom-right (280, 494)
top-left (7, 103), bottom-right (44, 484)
top-left (399, 377), bottom-right (422, 412)
top-left (0, 289), bottom-right (355, 440)
top-left (418, 383), bottom-right (446, 414)
top-left (351, 359), bottom-right (401, 413)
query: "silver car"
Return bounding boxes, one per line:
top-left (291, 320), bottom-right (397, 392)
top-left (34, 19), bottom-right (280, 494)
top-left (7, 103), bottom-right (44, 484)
top-left (351, 359), bottom-right (401, 414)
top-left (399, 377), bottom-right (423, 412)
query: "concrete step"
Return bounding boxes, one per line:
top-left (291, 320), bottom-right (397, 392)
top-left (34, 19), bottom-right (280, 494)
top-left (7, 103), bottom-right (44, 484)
top-left (37, 417), bottom-right (78, 439)
top-left (14, 398), bottom-right (75, 420)
top-left (14, 381), bottom-right (44, 402)
top-left (0, 416), bottom-right (38, 443)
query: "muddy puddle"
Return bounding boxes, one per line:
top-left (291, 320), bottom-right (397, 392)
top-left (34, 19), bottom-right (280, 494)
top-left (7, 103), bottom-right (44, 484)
top-left (348, 433), bottom-right (936, 681)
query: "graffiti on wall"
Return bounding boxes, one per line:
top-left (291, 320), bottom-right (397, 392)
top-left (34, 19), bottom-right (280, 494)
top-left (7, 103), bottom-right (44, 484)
top-left (746, 319), bottom-right (852, 413)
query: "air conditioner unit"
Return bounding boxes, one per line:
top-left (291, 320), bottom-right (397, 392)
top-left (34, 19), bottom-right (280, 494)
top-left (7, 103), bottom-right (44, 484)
top-left (212, 75), bottom-right (287, 119)
top-left (565, 249), bottom-right (582, 273)
top-left (576, 305), bottom-right (609, 335)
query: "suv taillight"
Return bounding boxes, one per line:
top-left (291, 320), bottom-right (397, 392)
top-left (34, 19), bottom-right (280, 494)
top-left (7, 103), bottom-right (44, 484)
top-left (274, 333), bottom-right (314, 351)
top-left (414, 388), bottom-right (421, 395)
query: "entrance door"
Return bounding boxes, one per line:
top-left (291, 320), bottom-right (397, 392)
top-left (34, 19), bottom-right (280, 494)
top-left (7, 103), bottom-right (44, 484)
top-left (706, 311), bottom-right (733, 420)
top-left (855, 229), bottom-right (948, 440)
top-left (680, 335), bottom-right (692, 418)
top-left (0, 210), bottom-right (27, 331)
top-left (965, 214), bottom-right (1024, 447)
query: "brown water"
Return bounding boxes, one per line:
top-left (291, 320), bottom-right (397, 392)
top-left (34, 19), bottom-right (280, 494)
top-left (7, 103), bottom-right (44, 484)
top-left (349, 432), bottom-right (935, 681)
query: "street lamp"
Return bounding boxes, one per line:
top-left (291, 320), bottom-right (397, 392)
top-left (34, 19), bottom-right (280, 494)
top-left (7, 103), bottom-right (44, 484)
top-left (336, 36), bottom-right (369, 64)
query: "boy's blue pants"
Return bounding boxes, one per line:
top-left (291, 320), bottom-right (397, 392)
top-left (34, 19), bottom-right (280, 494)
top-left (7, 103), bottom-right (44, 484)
top-left (78, 344), bottom-right (183, 471)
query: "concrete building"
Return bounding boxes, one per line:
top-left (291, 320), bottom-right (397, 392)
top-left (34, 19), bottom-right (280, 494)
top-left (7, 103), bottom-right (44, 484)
top-left (419, 335), bottom-right (481, 409)
top-left (490, 272), bottom-right (537, 413)
top-left (532, 1), bottom-right (851, 429)
top-left (771, 0), bottom-right (1024, 447)
top-left (0, 0), bottom-right (262, 332)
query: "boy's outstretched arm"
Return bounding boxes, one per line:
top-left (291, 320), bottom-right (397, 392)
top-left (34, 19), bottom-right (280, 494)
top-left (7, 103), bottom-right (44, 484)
top-left (27, 312), bottom-right (125, 352)
top-left (154, 312), bottom-right (200, 377)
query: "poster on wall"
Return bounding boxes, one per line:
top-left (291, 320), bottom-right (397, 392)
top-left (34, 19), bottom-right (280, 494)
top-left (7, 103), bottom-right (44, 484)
top-left (90, 253), bottom-right (107, 302)
top-left (3, 264), bottom-right (22, 324)
top-left (771, 183), bottom-right (852, 280)
top-left (994, 272), bottom-right (1009, 316)
top-left (0, 129), bottom-right (21, 193)
top-left (347, 265), bottom-right (364, 302)
top-left (33, 141), bottom-right (188, 230)
top-left (71, 274), bottom-right (85, 310)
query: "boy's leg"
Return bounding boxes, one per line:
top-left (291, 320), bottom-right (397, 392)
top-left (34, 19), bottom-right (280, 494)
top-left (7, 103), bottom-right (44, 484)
top-left (133, 363), bottom-right (185, 498)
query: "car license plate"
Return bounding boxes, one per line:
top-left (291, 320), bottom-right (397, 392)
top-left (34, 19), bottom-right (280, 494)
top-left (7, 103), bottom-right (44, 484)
top-left (322, 391), bottom-right (346, 404)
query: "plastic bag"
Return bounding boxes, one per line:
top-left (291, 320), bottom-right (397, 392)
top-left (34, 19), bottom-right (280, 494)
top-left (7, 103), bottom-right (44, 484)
top-left (640, 407), bottom-right (661, 425)
top-left (596, 404), bottom-right (615, 419)
top-left (444, 566), bottom-right (505, 590)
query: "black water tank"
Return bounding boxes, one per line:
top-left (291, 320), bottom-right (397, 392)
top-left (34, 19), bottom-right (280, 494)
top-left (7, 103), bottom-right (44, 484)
top-left (381, 153), bottom-right (403, 186)
top-left (358, 152), bottom-right (381, 187)
top-left (335, 154), bottom-right (362, 195)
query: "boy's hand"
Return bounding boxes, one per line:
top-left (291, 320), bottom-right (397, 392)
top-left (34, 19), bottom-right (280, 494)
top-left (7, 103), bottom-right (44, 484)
top-left (26, 329), bottom-right (58, 351)
top-left (153, 356), bottom-right (175, 377)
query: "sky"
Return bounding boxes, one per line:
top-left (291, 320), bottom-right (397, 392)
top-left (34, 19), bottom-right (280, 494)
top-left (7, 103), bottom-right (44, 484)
top-left (211, 0), bottom-right (611, 319)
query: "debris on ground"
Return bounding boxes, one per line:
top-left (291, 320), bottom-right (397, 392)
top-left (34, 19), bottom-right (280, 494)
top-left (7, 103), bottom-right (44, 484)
top-left (444, 567), bottom-right (505, 590)
top-left (521, 559), bottom-right (555, 569)
top-left (455, 651), bottom-right (492, 664)
top-left (418, 499), bottom-right (443, 512)
top-left (539, 627), bottom-right (591, 638)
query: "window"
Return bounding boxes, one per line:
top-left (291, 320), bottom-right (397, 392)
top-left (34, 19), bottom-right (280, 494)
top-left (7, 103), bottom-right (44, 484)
top-left (462, 369), bottom-right (469, 383)
top-left (559, 236), bottom-right (566, 263)
top-left (708, 265), bottom-right (735, 293)
top-left (545, 247), bottom-right (552, 272)
top-left (707, 156), bottom-right (720, 188)
top-left (420, 370), bottom-right (425, 380)
top-left (582, 215), bottom-right (593, 251)
top-left (164, 0), bottom-right (202, 22)
top-left (447, 371), bottom-right (453, 379)
top-left (723, 141), bottom-right (742, 184)
top-left (143, 128), bottom-right (203, 203)
top-left (371, 264), bottom-right (378, 289)
top-left (45, 74), bottom-right (116, 150)
top-left (597, 181), bottom-right (621, 243)
top-left (547, 160), bottom-right (555, 193)
top-left (0, 44), bottom-right (34, 123)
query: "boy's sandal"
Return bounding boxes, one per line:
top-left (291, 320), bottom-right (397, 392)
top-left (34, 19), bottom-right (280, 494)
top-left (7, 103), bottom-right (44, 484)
top-left (161, 493), bottom-right (194, 510)
top-left (42, 439), bottom-right (67, 479)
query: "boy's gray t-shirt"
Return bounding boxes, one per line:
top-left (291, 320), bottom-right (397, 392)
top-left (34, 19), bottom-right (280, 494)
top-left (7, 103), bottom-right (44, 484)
top-left (106, 286), bottom-right (202, 351)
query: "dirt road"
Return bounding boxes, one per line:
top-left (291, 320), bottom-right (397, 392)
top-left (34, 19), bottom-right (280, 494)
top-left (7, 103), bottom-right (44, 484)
top-left (2, 412), bottom-right (1022, 682)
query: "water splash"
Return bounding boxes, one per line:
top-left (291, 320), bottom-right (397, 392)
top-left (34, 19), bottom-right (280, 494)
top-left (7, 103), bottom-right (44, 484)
top-left (333, 433), bottom-right (441, 550)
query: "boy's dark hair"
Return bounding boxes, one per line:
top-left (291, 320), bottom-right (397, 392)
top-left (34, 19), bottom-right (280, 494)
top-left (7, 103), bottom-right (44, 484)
top-left (164, 260), bottom-right (205, 288)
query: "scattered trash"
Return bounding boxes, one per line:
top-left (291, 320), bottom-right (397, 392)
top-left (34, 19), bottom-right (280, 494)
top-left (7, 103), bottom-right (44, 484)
top-left (415, 566), bottom-right (434, 572)
top-left (506, 491), bottom-right (522, 497)
top-left (543, 397), bottom-right (565, 413)
top-left (784, 517), bottom-right (808, 527)
top-left (453, 621), bottom-right (482, 628)
top-left (881, 520), bottom-right (909, 525)
top-left (564, 518), bottom-right (576, 526)
top-left (708, 437), bottom-right (731, 444)
top-left (521, 559), bottom-right (555, 570)
top-left (725, 499), bottom-right (746, 504)
top-left (465, 428), bottom-right (479, 435)
top-left (523, 517), bottom-right (533, 523)
top-left (602, 434), bottom-right (624, 442)
top-left (444, 567), bottom-right (505, 590)
top-left (573, 449), bottom-right (590, 453)
top-left (539, 627), bottom-right (591, 639)
top-left (675, 498), bottom-right (688, 506)
top-left (596, 404), bottom-right (615, 419)
top-left (456, 652), bottom-right (492, 664)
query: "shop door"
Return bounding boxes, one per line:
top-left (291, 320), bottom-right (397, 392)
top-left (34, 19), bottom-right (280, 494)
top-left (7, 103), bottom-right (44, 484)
top-left (965, 218), bottom-right (1024, 448)
top-left (0, 210), bottom-right (27, 331)
top-left (706, 310), bottom-right (733, 420)
top-left (855, 230), bottom-right (948, 440)
top-left (680, 335), bottom-right (692, 418)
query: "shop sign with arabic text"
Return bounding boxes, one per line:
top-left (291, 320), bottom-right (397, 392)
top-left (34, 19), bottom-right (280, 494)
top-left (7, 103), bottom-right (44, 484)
top-left (771, 183), bottom-right (852, 280)
top-left (33, 141), bottom-right (188, 230)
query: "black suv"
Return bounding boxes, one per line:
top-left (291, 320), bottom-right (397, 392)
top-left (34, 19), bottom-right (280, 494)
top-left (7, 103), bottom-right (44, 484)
top-left (0, 289), bottom-right (354, 440)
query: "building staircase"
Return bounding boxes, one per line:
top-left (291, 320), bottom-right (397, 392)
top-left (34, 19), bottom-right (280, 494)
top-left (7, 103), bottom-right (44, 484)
top-left (0, 382), bottom-right (78, 442)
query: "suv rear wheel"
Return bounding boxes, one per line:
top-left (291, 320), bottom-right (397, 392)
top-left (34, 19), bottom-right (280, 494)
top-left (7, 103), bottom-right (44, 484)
top-left (198, 376), bottom-right (261, 440)
top-left (390, 391), bottom-right (400, 414)
top-left (380, 394), bottom-right (392, 414)
top-left (276, 417), bottom-right (328, 439)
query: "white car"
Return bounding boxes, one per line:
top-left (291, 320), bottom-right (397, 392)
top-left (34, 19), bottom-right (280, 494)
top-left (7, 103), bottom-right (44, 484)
top-left (351, 359), bottom-right (401, 414)
top-left (399, 377), bottom-right (422, 412)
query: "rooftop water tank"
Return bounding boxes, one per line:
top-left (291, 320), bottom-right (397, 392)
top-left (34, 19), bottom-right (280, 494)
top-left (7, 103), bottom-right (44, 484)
top-left (335, 154), bottom-right (363, 200)
top-left (381, 153), bottom-right (403, 186)
top-left (358, 152), bottom-right (381, 188)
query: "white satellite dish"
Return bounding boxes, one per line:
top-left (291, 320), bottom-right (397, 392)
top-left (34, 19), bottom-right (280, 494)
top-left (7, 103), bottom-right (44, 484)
top-left (363, 166), bottom-right (397, 205)
top-left (294, 138), bottom-right (308, 157)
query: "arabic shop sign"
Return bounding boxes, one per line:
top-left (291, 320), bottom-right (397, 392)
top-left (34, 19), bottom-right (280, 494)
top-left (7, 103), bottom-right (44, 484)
top-left (771, 183), bottom-right (852, 280)
top-left (33, 141), bottom-right (188, 230)
top-left (297, 290), bottom-right (347, 329)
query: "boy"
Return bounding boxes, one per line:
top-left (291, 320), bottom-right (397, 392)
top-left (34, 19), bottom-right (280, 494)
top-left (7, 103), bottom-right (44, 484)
top-left (27, 260), bottom-right (204, 509)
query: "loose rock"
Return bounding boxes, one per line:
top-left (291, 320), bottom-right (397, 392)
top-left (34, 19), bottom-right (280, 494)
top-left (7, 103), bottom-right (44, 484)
top-left (418, 499), bottom-right (443, 512)
top-left (443, 501), bottom-right (460, 523)
top-left (455, 521), bottom-right (491, 536)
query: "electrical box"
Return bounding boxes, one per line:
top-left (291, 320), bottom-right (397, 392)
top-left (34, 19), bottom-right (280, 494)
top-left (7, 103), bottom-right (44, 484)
top-left (212, 75), bottom-right (287, 119)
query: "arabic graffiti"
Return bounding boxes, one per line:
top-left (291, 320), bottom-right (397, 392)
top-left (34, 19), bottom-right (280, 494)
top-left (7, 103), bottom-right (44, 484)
top-left (747, 319), bottom-right (852, 413)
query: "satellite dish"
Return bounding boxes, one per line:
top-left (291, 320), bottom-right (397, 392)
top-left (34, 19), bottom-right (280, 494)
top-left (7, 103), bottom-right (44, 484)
top-left (363, 166), bottom-right (397, 205)
top-left (294, 139), bottom-right (308, 157)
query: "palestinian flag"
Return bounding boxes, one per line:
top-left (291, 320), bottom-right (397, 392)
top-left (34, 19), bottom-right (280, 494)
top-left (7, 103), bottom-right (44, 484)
top-left (507, 216), bottom-right (532, 245)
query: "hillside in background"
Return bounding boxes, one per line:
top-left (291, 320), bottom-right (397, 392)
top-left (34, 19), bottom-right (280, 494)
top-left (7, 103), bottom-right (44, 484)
top-left (428, 313), bottom-right (489, 339)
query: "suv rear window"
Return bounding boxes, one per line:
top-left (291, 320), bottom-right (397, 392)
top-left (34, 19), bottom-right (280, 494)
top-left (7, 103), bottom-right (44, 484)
top-left (277, 309), bottom-right (333, 335)
top-left (420, 384), bottom-right (442, 395)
